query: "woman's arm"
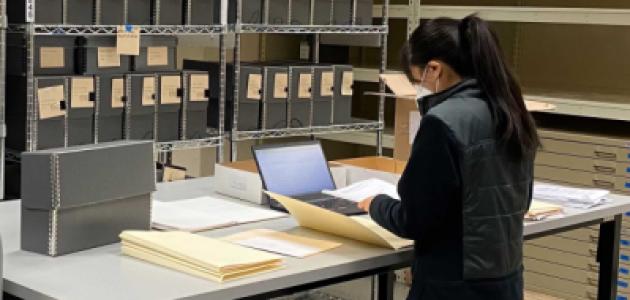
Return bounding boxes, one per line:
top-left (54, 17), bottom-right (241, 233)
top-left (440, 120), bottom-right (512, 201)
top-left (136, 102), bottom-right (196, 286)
top-left (369, 115), bottom-right (461, 241)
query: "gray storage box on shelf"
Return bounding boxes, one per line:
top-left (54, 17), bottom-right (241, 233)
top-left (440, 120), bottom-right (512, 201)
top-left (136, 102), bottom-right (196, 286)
top-left (332, 65), bottom-right (353, 124)
top-left (65, 0), bottom-right (96, 24)
top-left (154, 0), bottom-right (184, 25)
top-left (127, 0), bottom-right (153, 24)
top-left (20, 141), bottom-right (155, 257)
top-left (7, 34), bottom-right (75, 76)
top-left (7, 0), bottom-right (63, 24)
top-left (5, 76), bottom-right (67, 151)
top-left (157, 73), bottom-right (183, 142)
top-left (332, 0), bottom-right (352, 25)
top-left (268, 0), bottom-right (289, 24)
top-left (290, 0), bottom-right (311, 25)
top-left (132, 36), bottom-right (178, 73)
top-left (313, 0), bottom-right (332, 25)
top-left (230, 0), bottom-right (263, 23)
top-left (187, 0), bottom-right (221, 25)
top-left (288, 65), bottom-right (312, 128)
top-left (355, 0), bottom-right (374, 25)
top-left (238, 65), bottom-right (263, 131)
top-left (126, 74), bottom-right (157, 140)
top-left (182, 71), bottom-right (210, 139)
top-left (312, 66), bottom-right (333, 126)
top-left (182, 60), bottom-right (229, 132)
top-left (97, 75), bottom-right (126, 142)
top-left (77, 37), bottom-right (132, 75)
top-left (67, 76), bottom-right (96, 146)
top-left (262, 66), bottom-right (288, 129)
top-left (98, 0), bottom-right (126, 24)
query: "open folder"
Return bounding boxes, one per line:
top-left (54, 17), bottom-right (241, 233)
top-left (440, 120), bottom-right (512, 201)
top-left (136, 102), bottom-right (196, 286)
top-left (120, 231), bottom-right (283, 282)
top-left (265, 192), bottom-right (413, 250)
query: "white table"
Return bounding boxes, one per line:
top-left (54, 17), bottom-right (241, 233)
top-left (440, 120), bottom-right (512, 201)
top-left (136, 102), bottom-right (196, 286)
top-left (1, 177), bottom-right (630, 300)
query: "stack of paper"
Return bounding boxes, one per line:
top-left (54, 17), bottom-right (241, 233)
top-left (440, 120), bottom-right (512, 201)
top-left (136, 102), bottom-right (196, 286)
top-left (223, 229), bottom-right (342, 258)
top-left (526, 200), bottom-right (564, 221)
top-left (322, 178), bottom-right (399, 202)
top-left (151, 196), bottom-right (286, 232)
top-left (265, 192), bottom-right (413, 250)
top-left (533, 182), bottom-right (609, 209)
top-left (120, 231), bottom-right (283, 282)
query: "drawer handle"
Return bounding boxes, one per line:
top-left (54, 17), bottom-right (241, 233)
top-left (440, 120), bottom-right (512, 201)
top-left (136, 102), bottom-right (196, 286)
top-left (594, 150), bottom-right (617, 160)
top-left (593, 179), bottom-right (614, 189)
top-left (593, 165), bottom-right (616, 174)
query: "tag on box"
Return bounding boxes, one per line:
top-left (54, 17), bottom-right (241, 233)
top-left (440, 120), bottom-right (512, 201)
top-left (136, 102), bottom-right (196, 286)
top-left (38, 85), bottom-right (65, 119)
top-left (71, 77), bottom-right (95, 108)
top-left (40, 47), bottom-right (65, 68)
top-left (98, 47), bottom-right (121, 68)
top-left (160, 76), bottom-right (182, 104)
top-left (117, 25), bottom-right (140, 56)
top-left (274, 73), bottom-right (288, 99)
top-left (147, 47), bottom-right (168, 66)
top-left (190, 74), bottom-right (209, 101)
top-left (112, 78), bottom-right (125, 108)
top-left (142, 77), bottom-right (156, 106)
top-left (298, 73), bottom-right (312, 98)
top-left (341, 71), bottom-right (354, 96)
top-left (320, 71), bottom-right (334, 97)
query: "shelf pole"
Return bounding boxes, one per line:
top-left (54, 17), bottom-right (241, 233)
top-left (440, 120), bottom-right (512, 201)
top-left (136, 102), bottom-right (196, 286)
top-left (231, 0), bottom-right (244, 162)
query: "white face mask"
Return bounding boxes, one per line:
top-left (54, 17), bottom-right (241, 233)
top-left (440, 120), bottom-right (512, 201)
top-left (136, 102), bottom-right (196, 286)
top-left (415, 67), bottom-right (439, 99)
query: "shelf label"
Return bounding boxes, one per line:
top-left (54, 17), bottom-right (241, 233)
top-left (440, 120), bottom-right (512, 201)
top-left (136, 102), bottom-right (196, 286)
top-left (160, 75), bottom-right (182, 104)
top-left (147, 47), bottom-right (169, 66)
top-left (98, 47), bottom-right (121, 68)
top-left (40, 47), bottom-right (65, 69)
top-left (37, 85), bottom-right (65, 120)
top-left (190, 74), bottom-right (209, 102)
top-left (26, 0), bottom-right (35, 23)
top-left (117, 25), bottom-right (140, 56)
top-left (71, 77), bottom-right (95, 108)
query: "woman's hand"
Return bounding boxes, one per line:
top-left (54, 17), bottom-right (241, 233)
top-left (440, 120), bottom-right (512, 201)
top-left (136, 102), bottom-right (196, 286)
top-left (357, 197), bottom-right (374, 213)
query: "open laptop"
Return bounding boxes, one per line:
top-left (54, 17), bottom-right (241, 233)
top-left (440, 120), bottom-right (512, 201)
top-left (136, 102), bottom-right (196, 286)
top-left (252, 141), bottom-right (365, 216)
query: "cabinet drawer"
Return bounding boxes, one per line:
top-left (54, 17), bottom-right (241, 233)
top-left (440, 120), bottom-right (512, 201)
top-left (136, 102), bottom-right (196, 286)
top-left (555, 227), bottom-right (599, 243)
top-left (524, 289), bottom-right (563, 300)
top-left (527, 235), bottom-right (597, 257)
top-left (525, 271), bottom-right (597, 300)
top-left (524, 257), bottom-right (597, 283)
top-left (536, 152), bottom-right (630, 178)
top-left (527, 284), bottom-right (590, 300)
top-left (524, 244), bottom-right (598, 271)
top-left (535, 165), bottom-right (630, 194)
top-left (540, 137), bottom-right (629, 163)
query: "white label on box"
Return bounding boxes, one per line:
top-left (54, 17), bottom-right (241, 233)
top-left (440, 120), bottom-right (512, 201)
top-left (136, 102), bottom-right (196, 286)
top-left (409, 111), bottom-right (421, 145)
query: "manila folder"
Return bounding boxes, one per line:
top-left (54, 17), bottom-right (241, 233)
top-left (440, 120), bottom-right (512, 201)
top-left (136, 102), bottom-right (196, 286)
top-left (265, 192), bottom-right (413, 250)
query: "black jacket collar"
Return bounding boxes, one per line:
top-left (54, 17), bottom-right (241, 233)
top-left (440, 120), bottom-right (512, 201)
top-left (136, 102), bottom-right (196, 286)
top-left (419, 79), bottom-right (481, 115)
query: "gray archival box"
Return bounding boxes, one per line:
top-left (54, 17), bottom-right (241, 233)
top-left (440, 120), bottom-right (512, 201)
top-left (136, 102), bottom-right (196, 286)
top-left (21, 141), bottom-right (155, 256)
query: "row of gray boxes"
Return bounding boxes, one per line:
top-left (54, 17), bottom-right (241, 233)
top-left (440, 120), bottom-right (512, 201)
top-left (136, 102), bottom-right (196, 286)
top-left (7, 35), bottom-right (178, 76)
top-left (184, 60), bottom-right (355, 131)
top-left (8, 0), bottom-right (373, 26)
top-left (6, 71), bottom-right (212, 152)
top-left (523, 121), bottom-right (630, 300)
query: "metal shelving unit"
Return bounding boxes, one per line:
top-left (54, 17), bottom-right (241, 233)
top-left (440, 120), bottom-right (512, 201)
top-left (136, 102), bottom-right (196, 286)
top-left (3, 1), bottom-right (228, 197)
top-left (230, 0), bottom-right (390, 160)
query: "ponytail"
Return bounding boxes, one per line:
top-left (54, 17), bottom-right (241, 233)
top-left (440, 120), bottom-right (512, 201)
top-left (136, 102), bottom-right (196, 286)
top-left (459, 15), bottom-right (539, 157)
top-left (403, 15), bottom-right (540, 157)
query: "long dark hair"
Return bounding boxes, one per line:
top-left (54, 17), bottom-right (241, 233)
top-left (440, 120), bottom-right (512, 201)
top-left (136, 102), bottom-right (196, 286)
top-left (402, 14), bottom-right (539, 157)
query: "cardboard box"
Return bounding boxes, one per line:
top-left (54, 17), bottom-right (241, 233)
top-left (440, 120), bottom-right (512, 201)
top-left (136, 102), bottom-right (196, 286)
top-left (127, 0), bottom-right (153, 24)
top-left (7, 34), bottom-right (76, 76)
top-left (21, 141), bottom-right (155, 256)
top-left (215, 160), bottom-right (347, 205)
top-left (126, 74), bottom-right (157, 140)
top-left (132, 36), bottom-right (178, 73)
top-left (8, 0), bottom-right (63, 24)
top-left (335, 156), bottom-right (406, 185)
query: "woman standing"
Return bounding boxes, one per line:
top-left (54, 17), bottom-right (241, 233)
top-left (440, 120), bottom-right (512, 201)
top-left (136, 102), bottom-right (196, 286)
top-left (358, 15), bottom-right (539, 299)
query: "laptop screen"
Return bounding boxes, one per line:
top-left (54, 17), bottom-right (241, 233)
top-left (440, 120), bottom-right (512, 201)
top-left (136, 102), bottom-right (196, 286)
top-left (254, 142), bottom-right (336, 197)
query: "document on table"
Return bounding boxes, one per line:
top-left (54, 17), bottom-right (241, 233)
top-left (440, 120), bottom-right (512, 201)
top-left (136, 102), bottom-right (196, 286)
top-left (265, 191), bottom-right (413, 250)
top-left (533, 182), bottom-right (610, 209)
top-left (120, 230), bottom-right (283, 282)
top-left (322, 178), bottom-right (399, 202)
top-left (525, 200), bottom-right (564, 221)
top-left (151, 196), bottom-right (286, 232)
top-left (223, 229), bottom-right (341, 258)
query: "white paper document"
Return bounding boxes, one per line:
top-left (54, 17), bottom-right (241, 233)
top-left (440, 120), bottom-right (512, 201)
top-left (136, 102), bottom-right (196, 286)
top-left (533, 182), bottom-right (610, 209)
top-left (152, 196), bottom-right (286, 232)
top-left (322, 178), bottom-right (399, 202)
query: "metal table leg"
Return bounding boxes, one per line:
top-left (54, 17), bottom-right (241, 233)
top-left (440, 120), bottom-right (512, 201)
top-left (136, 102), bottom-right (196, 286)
top-left (598, 214), bottom-right (622, 300)
top-left (377, 271), bottom-right (395, 300)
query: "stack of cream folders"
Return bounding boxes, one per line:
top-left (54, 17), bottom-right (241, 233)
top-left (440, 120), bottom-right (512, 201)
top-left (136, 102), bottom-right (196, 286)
top-left (120, 231), bottom-right (283, 282)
